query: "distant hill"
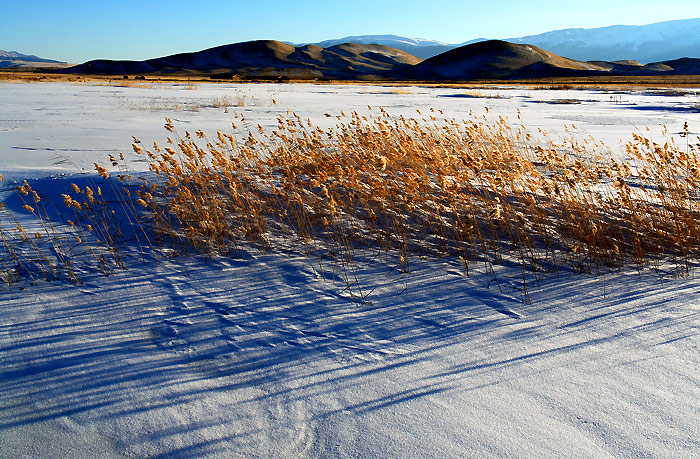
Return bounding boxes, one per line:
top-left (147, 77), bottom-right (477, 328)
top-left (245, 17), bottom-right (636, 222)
top-left (652, 57), bottom-right (700, 75)
top-left (506, 18), bottom-right (700, 63)
top-left (59, 32), bottom-right (700, 81)
top-left (306, 35), bottom-right (468, 59)
top-left (63, 40), bottom-right (422, 78)
top-left (393, 40), bottom-right (700, 80)
top-left (0, 50), bottom-right (67, 68)
top-left (308, 18), bottom-right (700, 63)
top-left (396, 40), bottom-right (608, 80)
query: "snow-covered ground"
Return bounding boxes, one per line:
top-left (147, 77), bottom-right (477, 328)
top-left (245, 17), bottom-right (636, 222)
top-left (1, 82), bottom-right (699, 458)
top-left (2, 82), bottom-right (698, 172)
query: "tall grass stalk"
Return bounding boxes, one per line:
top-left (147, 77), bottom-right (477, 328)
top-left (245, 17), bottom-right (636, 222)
top-left (4, 111), bottom-right (700, 298)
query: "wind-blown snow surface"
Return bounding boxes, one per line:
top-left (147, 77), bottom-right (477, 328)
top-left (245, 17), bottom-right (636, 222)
top-left (1, 82), bottom-right (700, 457)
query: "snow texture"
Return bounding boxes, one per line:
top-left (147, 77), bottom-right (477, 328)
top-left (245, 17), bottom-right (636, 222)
top-left (0, 81), bottom-right (699, 458)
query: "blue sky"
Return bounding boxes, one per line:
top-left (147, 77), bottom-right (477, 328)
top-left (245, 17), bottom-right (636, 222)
top-left (2, 0), bottom-right (699, 63)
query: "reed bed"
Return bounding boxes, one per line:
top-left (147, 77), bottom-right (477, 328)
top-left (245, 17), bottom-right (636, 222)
top-left (114, 90), bottom-right (270, 112)
top-left (0, 175), bottom-right (122, 284)
top-left (2, 111), bottom-right (699, 297)
top-left (113, 111), bottom-right (700, 288)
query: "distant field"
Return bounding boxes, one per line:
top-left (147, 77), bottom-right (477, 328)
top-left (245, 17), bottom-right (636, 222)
top-left (3, 70), bottom-right (700, 88)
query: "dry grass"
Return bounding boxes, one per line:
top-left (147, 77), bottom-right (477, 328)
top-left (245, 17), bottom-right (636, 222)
top-left (113, 91), bottom-right (268, 112)
top-left (108, 113), bottom-right (700, 292)
top-left (3, 111), bottom-right (700, 298)
top-left (4, 70), bottom-right (700, 88)
top-left (0, 175), bottom-right (124, 284)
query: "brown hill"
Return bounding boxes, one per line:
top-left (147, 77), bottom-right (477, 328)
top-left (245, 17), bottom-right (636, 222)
top-left (652, 57), bottom-right (700, 75)
top-left (62, 40), bottom-right (422, 78)
top-left (398, 40), bottom-right (609, 80)
top-left (59, 39), bottom-right (700, 81)
top-left (392, 40), bottom-right (700, 80)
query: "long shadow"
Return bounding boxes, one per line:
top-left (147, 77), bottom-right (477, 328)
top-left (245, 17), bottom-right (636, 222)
top-left (1, 180), bottom-right (698, 456)
top-left (617, 104), bottom-right (700, 113)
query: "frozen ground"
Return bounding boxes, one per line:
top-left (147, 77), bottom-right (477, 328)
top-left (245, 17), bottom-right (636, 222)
top-left (1, 82), bottom-right (699, 458)
top-left (2, 82), bottom-right (699, 172)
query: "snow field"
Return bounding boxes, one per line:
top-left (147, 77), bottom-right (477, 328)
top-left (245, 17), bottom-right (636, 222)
top-left (0, 81), bottom-right (699, 457)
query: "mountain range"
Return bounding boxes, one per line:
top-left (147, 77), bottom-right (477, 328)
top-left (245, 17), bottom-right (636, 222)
top-left (0, 50), bottom-right (66, 68)
top-left (306, 35), bottom-right (472, 60)
top-left (64, 41), bottom-right (421, 78)
top-left (393, 40), bottom-right (700, 80)
top-left (9, 17), bottom-right (700, 80)
top-left (507, 18), bottom-right (700, 63)
top-left (307, 17), bottom-right (700, 64)
top-left (59, 38), bottom-right (700, 81)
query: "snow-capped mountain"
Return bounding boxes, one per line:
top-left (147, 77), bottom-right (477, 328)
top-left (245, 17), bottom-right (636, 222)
top-left (0, 50), bottom-right (66, 68)
top-left (312, 35), bottom-right (448, 48)
top-left (507, 18), bottom-right (700, 63)
top-left (306, 35), bottom-right (471, 59)
top-left (308, 18), bottom-right (700, 63)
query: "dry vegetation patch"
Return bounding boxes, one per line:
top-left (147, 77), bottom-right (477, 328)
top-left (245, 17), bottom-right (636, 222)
top-left (2, 111), bottom-right (700, 298)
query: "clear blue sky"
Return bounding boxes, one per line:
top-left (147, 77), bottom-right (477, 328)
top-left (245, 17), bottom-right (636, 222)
top-left (2, 0), bottom-right (699, 63)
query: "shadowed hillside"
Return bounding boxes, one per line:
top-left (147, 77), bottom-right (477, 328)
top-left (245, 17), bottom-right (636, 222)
top-left (391, 40), bottom-right (700, 80)
top-left (0, 50), bottom-right (68, 69)
top-left (58, 38), bottom-right (700, 81)
top-left (311, 18), bottom-right (700, 63)
top-left (63, 40), bottom-right (422, 78)
top-left (396, 40), bottom-right (609, 79)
